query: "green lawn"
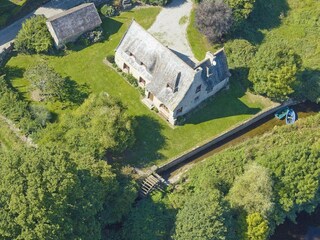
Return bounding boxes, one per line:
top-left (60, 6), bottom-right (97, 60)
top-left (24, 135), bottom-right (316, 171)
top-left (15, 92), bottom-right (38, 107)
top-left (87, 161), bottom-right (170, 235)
top-left (0, 118), bottom-right (23, 151)
top-left (5, 7), bottom-right (273, 168)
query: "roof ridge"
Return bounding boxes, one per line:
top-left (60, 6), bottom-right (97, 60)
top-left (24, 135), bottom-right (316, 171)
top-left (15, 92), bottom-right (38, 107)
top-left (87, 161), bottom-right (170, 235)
top-left (130, 20), bottom-right (196, 71)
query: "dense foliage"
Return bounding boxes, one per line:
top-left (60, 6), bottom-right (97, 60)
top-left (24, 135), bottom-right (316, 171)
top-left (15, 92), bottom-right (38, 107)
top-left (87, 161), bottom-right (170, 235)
top-left (100, 4), bottom-right (116, 17)
top-left (225, 0), bottom-right (256, 25)
top-left (248, 42), bottom-right (302, 100)
top-left (0, 75), bottom-right (50, 134)
top-left (195, 0), bottom-right (233, 42)
top-left (0, 145), bottom-right (137, 240)
top-left (15, 15), bottom-right (53, 54)
top-left (167, 113), bottom-right (320, 239)
top-left (173, 190), bottom-right (234, 240)
top-left (37, 93), bottom-right (135, 159)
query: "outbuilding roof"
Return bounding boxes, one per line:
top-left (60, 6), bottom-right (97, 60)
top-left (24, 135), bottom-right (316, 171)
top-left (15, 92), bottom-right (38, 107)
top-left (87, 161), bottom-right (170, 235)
top-left (46, 3), bottom-right (102, 47)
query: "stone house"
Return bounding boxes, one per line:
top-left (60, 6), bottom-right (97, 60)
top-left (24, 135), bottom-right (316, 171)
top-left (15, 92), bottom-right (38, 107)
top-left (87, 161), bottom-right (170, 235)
top-left (115, 20), bottom-right (231, 125)
top-left (46, 3), bottom-right (102, 49)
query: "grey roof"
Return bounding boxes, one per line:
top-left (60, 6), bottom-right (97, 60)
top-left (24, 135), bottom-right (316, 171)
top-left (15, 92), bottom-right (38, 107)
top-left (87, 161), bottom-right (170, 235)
top-left (116, 21), bottom-right (195, 111)
top-left (116, 20), bottom-right (230, 111)
top-left (46, 3), bottom-right (101, 46)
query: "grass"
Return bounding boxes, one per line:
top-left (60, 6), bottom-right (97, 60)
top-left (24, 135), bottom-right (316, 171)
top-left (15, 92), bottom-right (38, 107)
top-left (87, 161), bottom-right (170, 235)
top-left (0, 118), bottom-right (23, 151)
top-left (0, 0), bottom-right (46, 29)
top-left (179, 15), bottom-right (188, 25)
top-left (5, 7), bottom-right (273, 168)
top-left (186, 9), bottom-right (219, 61)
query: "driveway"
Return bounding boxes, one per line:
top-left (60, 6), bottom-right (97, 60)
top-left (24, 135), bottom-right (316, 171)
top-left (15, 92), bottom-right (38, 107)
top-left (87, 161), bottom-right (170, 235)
top-left (148, 0), bottom-right (196, 65)
top-left (0, 0), bottom-right (88, 53)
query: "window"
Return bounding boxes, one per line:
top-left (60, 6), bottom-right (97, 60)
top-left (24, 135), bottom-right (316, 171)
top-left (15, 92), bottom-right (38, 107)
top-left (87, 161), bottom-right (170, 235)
top-left (194, 96), bottom-right (199, 102)
top-left (177, 107), bottom-right (183, 114)
top-left (195, 85), bottom-right (201, 93)
top-left (129, 52), bottom-right (133, 56)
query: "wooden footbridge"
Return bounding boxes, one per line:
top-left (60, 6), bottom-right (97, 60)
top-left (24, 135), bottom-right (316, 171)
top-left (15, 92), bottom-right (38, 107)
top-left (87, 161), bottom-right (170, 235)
top-left (139, 172), bottom-right (168, 198)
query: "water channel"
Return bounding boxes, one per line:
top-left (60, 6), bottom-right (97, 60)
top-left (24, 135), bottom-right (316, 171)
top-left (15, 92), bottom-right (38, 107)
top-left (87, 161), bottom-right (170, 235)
top-left (160, 101), bottom-right (320, 240)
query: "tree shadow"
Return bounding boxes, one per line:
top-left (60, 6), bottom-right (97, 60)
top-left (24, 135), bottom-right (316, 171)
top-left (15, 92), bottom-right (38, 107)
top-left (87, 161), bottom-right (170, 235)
top-left (295, 68), bottom-right (320, 103)
top-left (2, 65), bottom-right (27, 99)
top-left (62, 77), bottom-right (90, 105)
top-left (124, 115), bottom-right (166, 168)
top-left (184, 76), bottom-right (261, 125)
top-left (231, 0), bottom-right (290, 44)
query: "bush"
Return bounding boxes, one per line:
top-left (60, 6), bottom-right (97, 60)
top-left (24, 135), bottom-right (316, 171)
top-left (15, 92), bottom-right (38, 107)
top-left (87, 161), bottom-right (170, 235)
top-left (106, 54), bottom-right (115, 63)
top-left (81, 28), bottom-right (103, 45)
top-left (100, 4), bottom-right (116, 17)
top-left (225, 0), bottom-right (256, 25)
top-left (140, 0), bottom-right (168, 6)
top-left (195, 0), bottom-right (233, 42)
top-left (248, 42), bottom-right (302, 101)
top-left (125, 74), bottom-right (138, 87)
top-left (15, 15), bottom-right (53, 54)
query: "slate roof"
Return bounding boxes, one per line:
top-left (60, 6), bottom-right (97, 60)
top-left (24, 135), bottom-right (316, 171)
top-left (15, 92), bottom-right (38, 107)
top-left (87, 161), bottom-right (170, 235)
top-left (116, 20), bottom-right (230, 111)
top-left (46, 3), bottom-right (102, 47)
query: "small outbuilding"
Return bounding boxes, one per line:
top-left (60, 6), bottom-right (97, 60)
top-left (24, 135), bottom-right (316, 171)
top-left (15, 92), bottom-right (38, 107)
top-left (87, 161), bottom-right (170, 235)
top-left (46, 3), bottom-right (102, 49)
top-left (115, 20), bottom-right (231, 125)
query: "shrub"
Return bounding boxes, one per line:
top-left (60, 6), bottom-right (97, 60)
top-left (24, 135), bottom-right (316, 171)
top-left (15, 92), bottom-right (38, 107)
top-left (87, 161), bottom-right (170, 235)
top-left (125, 74), bottom-right (138, 87)
top-left (107, 54), bottom-right (115, 63)
top-left (140, 0), bottom-right (168, 6)
top-left (15, 15), bottom-right (53, 54)
top-left (195, 0), bottom-right (233, 43)
top-left (248, 42), bottom-right (302, 101)
top-left (225, 0), bottom-right (256, 25)
top-left (138, 87), bottom-right (145, 97)
top-left (100, 4), bottom-right (116, 17)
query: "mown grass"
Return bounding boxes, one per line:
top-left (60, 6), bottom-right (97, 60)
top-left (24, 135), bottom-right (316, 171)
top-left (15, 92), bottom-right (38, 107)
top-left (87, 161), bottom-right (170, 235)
top-left (0, 118), bottom-right (23, 151)
top-left (5, 7), bottom-right (273, 167)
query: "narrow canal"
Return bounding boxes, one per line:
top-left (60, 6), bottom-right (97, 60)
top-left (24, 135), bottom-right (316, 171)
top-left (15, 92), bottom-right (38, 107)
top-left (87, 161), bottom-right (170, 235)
top-left (160, 101), bottom-right (320, 240)
top-left (161, 101), bottom-right (320, 182)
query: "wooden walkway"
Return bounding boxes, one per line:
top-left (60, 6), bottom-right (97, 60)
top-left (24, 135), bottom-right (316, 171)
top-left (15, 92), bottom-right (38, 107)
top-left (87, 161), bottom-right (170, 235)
top-left (139, 172), bottom-right (168, 198)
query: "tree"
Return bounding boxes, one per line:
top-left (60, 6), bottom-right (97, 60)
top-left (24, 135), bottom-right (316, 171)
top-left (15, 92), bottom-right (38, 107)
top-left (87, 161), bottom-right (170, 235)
top-left (248, 42), bottom-right (302, 100)
top-left (173, 189), bottom-right (234, 240)
top-left (0, 145), bottom-right (136, 240)
top-left (24, 63), bottom-right (66, 101)
top-left (37, 93), bottom-right (135, 159)
top-left (195, 0), bottom-right (233, 42)
top-left (122, 193), bottom-right (175, 240)
top-left (225, 0), bottom-right (256, 25)
top-left (225, 39), bottom-right (257, 68)
top-left (15, 15), bottom-right (53, 53)
top-left (246, 213), bottom-right (269, 240)
top-left (227, 163), bottom-right (274, 217)
top-left (299, 71), bottom-right (320, 103)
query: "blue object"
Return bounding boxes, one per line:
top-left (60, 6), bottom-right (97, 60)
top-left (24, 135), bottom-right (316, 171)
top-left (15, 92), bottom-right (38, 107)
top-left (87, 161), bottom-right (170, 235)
top-left (286, 109), bottom-right (296, 125)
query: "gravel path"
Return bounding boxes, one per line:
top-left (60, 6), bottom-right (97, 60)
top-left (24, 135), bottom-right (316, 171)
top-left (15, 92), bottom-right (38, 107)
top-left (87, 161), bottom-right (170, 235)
top-left (0, 0), bottom-right (88, 53)
top-left (148, 0), bottom-right (196, 65)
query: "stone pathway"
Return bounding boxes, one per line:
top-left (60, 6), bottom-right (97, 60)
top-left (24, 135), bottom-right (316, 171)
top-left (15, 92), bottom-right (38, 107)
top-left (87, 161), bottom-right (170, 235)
top-left (148, 0), bottom-right (196, 65)
top-left (0, 0), bottom-right (88, 53)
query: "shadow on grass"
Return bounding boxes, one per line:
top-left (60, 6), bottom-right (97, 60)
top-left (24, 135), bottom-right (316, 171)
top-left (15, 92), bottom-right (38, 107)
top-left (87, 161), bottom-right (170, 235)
top-left (62, 77), bottom-right (90, 105)
top-left (101, 17), bottom-right (123, 41)
top-left (2, 65), bottom-right (28, 98)
top-left (184, 77), bottom-right (261, 125)
top-left (231, 0), bottom-right (289, 44)
top-left (125, 115), bottom-right (166, 167)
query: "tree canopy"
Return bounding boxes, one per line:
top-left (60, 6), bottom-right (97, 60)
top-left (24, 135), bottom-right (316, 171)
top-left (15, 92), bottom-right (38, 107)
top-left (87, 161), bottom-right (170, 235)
top-left (0, 145), bottom-right (136, 240)
top-left (195, 0), bottom-right (233, 42)
top-left (248, 42), bottom-right (302, 100)
top-left (15, 15), bottom-right (53, 54)
top-left (225, 0), bottom-right (256, 25)
top-left (37, 93), bottom-right (135, 159)
top-left (24, 63), bottom-right (66, 101)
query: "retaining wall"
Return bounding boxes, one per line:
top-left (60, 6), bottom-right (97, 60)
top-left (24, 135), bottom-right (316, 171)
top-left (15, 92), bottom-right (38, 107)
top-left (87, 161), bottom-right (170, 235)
top-left (156, 100), bottom-right (297, 174)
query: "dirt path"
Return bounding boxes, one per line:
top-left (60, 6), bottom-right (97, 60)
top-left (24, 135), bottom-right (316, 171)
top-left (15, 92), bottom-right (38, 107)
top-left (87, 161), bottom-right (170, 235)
top-left (148, 0), bottom-right (196, 65)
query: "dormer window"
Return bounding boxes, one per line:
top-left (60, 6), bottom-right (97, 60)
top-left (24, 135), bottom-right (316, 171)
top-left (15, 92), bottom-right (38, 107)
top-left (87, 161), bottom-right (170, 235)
top-left (129, 52), bottom-right (133, 56)
top-left (195, 85), bottom-right (201, 93)
top-left (177, 107), bottom-right (183, 114)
